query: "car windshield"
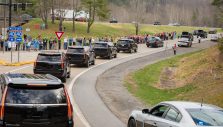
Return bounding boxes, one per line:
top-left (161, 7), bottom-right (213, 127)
top-left (186, 109), bottom-right (223, 126)
top-left (118, 40), bottom-right (129, 44)
top-left (94, 43), bottom-right (108, 48)
top-left (67, 48), bottom-right (84, 53)
top-left (37, 54), bottom-right (61, 62)
top-left (5, 86), bottom-right (66, 104)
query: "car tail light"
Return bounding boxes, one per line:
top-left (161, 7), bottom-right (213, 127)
top-left (0, 87), bottom-right (8, 121)
top-left (64, 88), bottom-right (73, 120)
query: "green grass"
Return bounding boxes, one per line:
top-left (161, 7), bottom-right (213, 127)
top-left (125, 51), bottom-right (205, 106)
top-left (22, 18), bottom-right (218, 39)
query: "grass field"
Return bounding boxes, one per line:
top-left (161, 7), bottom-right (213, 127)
top-left (125, 46), bottom-right (223, 107)
top-left (22, 18), bottom-right (217, 39)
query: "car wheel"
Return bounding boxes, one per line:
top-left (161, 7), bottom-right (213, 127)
top-left (134, 49), bottom-right (137, 52)
top-left (117, 50), bottom-right (120, 53)
top-left (128, 118), bottom-right (136, 127)
top-left (114, 53), bottom-right (117, 58)
top-left (85, 59), bottom-right (90, 68)
top-left (61, 76), bottom-right (67, 83)
top-left (92, 59), bottom-right (95, 65)
top-left (129, 49), bottom-right (133, 53)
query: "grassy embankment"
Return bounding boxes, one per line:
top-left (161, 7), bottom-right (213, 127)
top-left (22, 18), bottom-right (214, 39)
top-left (125, 46), bottom-right (223, 107)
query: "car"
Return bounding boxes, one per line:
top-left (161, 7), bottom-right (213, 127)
top-left (116, 39), bottom-right (138, 53)
top-left (210, 34), bottom-right (219, 41)
top-left (154, 21), bottom-right (161, 25)
top-left (146, 37), bottom-right (164, 48)
top-left (181, 31), bottom-right (194, 41)
top-left (193, 30), bottom-right (198, 35)
top-left (209, 29), bottom-right (217, 34)
top-left (197, 30), bottom-right (208, 38)
top-left (178, 37), bottom-right (193, 47)
top-left (34, 51), bottom-right (71, 83)
top-left (110, 18), bottom-right (118, 23)
top-left (94, 42), bottom-right (117, 59)
top-left (0, 73), bottom-right (74, 127)
top-left (128, 101), bottom-right (223, 127)
top-left (66, 46), bottom-right (95, 67)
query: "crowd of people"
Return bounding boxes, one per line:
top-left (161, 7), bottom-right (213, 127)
top-left (0, 31), bottom-right (179, 52)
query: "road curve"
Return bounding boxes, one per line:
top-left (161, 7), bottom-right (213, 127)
top-left (72, 40), bottom-right (215, 127)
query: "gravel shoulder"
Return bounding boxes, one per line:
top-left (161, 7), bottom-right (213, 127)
top-left (96, 41), bottom-right (216, 124)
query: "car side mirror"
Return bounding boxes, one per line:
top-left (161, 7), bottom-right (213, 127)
top-left (142, 109), bottom-right (150, 114)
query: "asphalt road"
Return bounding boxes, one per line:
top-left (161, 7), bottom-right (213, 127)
top-left (0, 37), bottom-right (210, 127)
top-left (96, 41), bottom-right (216, 124)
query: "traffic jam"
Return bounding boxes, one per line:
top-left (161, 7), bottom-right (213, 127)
top-left (0, 29), bottom-right (223, 127)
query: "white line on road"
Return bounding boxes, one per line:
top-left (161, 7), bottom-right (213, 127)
top-left (8, 65), bottom-right (33, 73)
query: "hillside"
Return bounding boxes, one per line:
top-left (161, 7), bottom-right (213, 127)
top-left (126, 46), bottom-right (223, 107)
top-left (108, 0), bottom-right (217, 27)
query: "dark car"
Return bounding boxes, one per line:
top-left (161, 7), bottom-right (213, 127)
top-left (154, 21), bottom-right (161, 25)
top-left (181, 31), bottom-right (194, 41)
top-left (146, 37), bottom-right (164, 48)
top-left (94, 42), bottom-right (117, 59)
top-left (66, 46), bottom-right (95, 67)
top-left (34, 51), bottom-right (70, 82)
top-left (0, 73), bottom-right (73, 127)
top-left (197, 30), bottom-right (208, 38)
top-left (116, 39), bottom-right (138, 53)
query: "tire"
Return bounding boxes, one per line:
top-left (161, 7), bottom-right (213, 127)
top-left (128, 119), bottom-right (136, 127)
top-left (92, 59), bottom-right (95, 65)
top-left (85, 59), bottom-right (90, 68)
top-left (117, 50), bottom-right (120, 53)
top-left (61, 76), bottom-right (67, 83)
top-left (134, 48), bottom-right (137, 52)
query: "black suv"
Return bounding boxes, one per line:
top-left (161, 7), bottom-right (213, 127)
top-left (66, 46), bottom-right (95, 67)
top-left (33, 51), bottom-right (71, 82)
top-left (197, 30), bottom-right (208, 38)
top-left (0, 73), bottom-right (73, 127)
top-left (94, 42), bottom-right (117, 59)
top-left (117, 39), bottom-right (138, 53)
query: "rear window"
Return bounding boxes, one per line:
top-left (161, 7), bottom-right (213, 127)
top-left (37, 54), bottom-right (61, 62)
top-left (94, 43), bottom-right (108, 48)
top-left (186, 109), bottom-right (223, 126)
top-left (67, 48), bottom-right (84, 53)
top-left (5, 86), bottom-right (66, 104)
top-left (118, 40), bottom-right (130, 44)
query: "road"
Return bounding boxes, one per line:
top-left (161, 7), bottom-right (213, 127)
top-left (0, 37), bottom-right (210, 127)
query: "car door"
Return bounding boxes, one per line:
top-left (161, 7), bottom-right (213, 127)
top-left (143, 105), bottom-right (170, 127)
top-left (156, 107), bottom-right (182, 127)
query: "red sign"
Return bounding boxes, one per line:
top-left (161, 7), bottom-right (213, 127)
top-left (55, 32), bottom-right (64, 40)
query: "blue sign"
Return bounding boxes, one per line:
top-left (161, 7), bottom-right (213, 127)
top-left (16, 32), bottom-right (22, 37)
top-left (9, 32), bottom-right (14, 36)
top-left (16, 26), bottom-right (22, 30)
top-left (16, 38), bottom-right (22, 42)
top-left (9, 38), bottom-right (15, 42)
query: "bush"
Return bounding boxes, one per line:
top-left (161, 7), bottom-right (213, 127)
top-left (218, 38), bottom-right (223, 53)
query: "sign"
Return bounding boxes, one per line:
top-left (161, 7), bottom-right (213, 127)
top-left (8, 26), bottom-right (23, 42)
top-left (26, 28), bottom-right (30, 32)
top-left (55, 32), bottom-right (64, 40)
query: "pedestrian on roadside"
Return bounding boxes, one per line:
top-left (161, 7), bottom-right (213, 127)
top-left (64, 36), bottom-right (68, 50)
top-left (198, 36), bottom-right (201, 43)
top-left (49, 37), bottom-right (53, 50)
top-left (172, 44), bottom-right (177, 55)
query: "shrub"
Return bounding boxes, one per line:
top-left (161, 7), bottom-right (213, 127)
top-left (218, 38), bottom-right (223, 53)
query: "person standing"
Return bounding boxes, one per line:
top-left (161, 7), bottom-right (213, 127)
top-left (198, 36), bottom-right (201, 43)
top-left (49, 37), bottom-right (53, 50)
top-left (172, 44), bottom-right (177, 55)
top-left (64, 36), bottom-right (68, 50)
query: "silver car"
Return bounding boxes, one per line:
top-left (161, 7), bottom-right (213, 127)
top-left (128, 101), bottom-right (223, 127)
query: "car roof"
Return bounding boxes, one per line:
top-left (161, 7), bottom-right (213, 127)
top-left (68, 46), bottom-right (90, 50)
top-left (161, 101), bottom-right (222, 110)
top-left (39, 51), bottom-right (63, 55)
top-left (118, 39), bottom-right (134, 41)
top-left (2, 73), bottom-right (62, 86)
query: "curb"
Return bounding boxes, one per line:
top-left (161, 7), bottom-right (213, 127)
top-left (0, 60), bottom-right (34, 66)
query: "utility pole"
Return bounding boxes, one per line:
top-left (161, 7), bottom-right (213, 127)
top-left (3, 0), bottom-right (6, 53)
top-left (9, 0), bottom-right (12, 27)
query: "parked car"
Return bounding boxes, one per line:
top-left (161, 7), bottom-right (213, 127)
top-left (146, 37), bottom-right (164, 48)
top-left (210, 34), bottom-right (219, 41)
top-left (154, 21), bottom-right (161, 25)
top-left (128, 101), bottom-right (223, 127)
top-left (34, 51), bottom-right (70, 82)
top-left (181, 31), bottom-right (194, 41)
top-left (178, 37), bottom-right (193, 47)
top-left (110, 18), bottom-right (118, 23)
top-left (193, 30), bottom-right (198, 35)
top-left (0, 73), bottom-right (74, 127)
top-left (66, 46), bottom-right (95, 67)
top-left (209, 29), bottom-right (217, 34)
top-left (116, 39), bottom-right (138, 53)
top-left (197, 30), bottom-right (208, 38)
top-left (94, 42), bottom-right (117, 59)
